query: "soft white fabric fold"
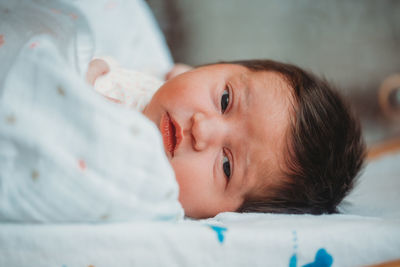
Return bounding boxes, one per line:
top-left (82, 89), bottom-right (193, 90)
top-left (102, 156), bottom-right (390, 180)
top-left (0, 0), bottom-right (183, 223)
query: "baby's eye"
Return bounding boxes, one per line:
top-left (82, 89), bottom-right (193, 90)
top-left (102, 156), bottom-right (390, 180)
top-left (221, 88), bottom-right (230, 113)
top-left (222, 153), bottom-right (231, 179)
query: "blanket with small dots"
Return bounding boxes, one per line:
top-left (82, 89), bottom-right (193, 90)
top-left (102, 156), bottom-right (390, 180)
top-left (0, 0), bottom-right (183, 223)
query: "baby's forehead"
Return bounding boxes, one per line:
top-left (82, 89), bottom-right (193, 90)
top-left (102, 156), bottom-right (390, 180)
top-left (231, 69), bottom-right (294, 107)
top-left (222, 65), bottom-right (290, 90)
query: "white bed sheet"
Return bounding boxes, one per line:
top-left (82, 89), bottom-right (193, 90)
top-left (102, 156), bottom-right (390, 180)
top-left (0, 214), bottom-right (399, 267)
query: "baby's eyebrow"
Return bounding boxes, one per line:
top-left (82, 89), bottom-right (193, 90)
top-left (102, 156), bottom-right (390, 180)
top-left (213, 151), bottom-right (218, 185)
top-left (238, 73), bottom-right (250, 109)
top-left (242, 153), bottom-right (250, 183)
top-left (243, 85), bottom-right (250, 110)
top-left (235, 75), bottom-right (251, 187)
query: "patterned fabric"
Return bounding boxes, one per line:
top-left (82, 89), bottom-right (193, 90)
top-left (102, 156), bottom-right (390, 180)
top-left (0, 0), bottom-right (182, 223)
top-left (93, 56), bottom-right (163, 111)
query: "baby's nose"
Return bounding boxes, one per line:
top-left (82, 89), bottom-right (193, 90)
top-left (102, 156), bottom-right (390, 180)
top-left (191, 112), bottom-right (224, 151)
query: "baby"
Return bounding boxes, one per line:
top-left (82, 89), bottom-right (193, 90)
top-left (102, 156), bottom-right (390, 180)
top-left (87, 57), bottom-right (366, 219)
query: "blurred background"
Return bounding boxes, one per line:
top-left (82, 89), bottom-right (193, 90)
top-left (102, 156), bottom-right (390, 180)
top-left (146, 0), bottom-right (400, 148)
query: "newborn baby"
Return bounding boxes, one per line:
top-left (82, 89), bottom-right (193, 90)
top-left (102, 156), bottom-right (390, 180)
top-left (86, 57), bottom-right (365, 219)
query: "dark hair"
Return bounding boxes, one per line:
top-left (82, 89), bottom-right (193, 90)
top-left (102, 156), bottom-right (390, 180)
top-left (219, 59), bottom-right (365, 214)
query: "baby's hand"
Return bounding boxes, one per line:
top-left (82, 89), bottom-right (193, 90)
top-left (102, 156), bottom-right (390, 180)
top-left (86, 58), bottom-right (122, 104)
top-left (86, 59), bottom-right (110, 85)
top-left (165, 63), bottom-right (193, 80)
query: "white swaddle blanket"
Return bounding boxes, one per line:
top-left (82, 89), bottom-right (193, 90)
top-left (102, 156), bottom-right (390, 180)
top-left (0, 0), bottom-right (183, 222)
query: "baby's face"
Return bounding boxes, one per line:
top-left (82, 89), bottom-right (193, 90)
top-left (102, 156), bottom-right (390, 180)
top-left (143, 64), bottom-right (293, 218)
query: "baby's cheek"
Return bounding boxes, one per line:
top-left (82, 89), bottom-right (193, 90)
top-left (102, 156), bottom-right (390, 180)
top-left (171, 162), bottom-right (194, 197)
top-left (171, 160), bottom-right (207, 214)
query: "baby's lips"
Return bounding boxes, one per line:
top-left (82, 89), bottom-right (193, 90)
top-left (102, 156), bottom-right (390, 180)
top-left (170, 115), bottom-right (183, 152)
top-left (160, 112), bottom-right (175, 157)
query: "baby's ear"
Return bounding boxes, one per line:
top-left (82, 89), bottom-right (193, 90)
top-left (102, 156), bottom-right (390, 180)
top-left (86, 59), bottom-right (110, 85)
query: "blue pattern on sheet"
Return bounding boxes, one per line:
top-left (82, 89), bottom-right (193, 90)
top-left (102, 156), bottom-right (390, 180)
top-left (289, 230), bottom-right (333, 267)
top-left (289, 249), bottom-right (333, 267)
top-left (290, 230), bottom-right (298, 267)
top-left (289, 254), bottom-right (297, 267)
top-left (302, 249), bottom-right (333, 267)
top-left (208, 225), bottom-right (227, 243)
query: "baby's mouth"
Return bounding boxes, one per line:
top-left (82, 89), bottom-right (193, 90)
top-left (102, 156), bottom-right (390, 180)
top-left (160, 112), bottom-right (182, 157)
